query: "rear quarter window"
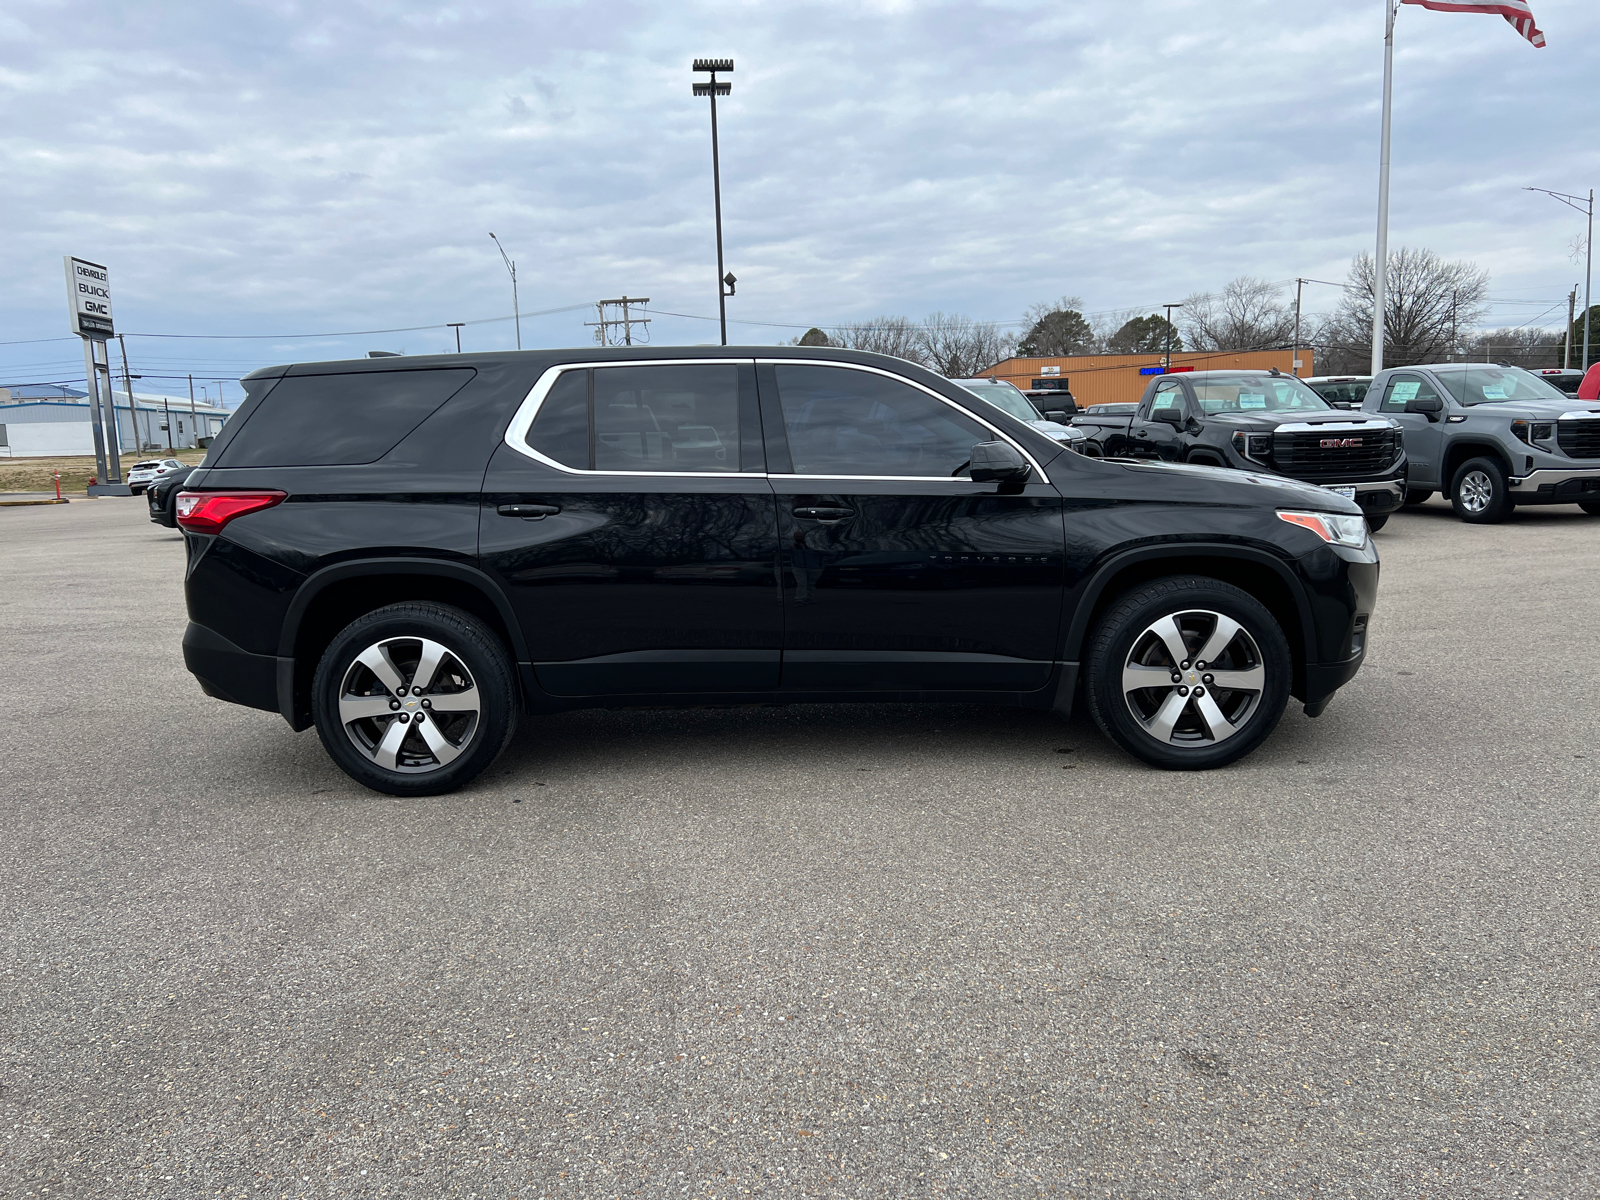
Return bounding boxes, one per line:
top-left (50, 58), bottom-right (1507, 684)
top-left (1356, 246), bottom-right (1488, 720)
top-left (215, 368), bottom-right (476, 467)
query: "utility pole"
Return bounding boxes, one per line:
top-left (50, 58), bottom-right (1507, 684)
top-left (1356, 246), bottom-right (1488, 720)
top-left (187, 375), bottom-right (197, 446)
top-left (448, 322), bottom-right (464, 353)
top-left (1162, 303), bottom-right (1183, 370)
top-left (693, 59), bottom-right (736, 346)
top-left (163, 398), bottom-right (173, 450)
top-left (488, 233), bottom-right (521, 350)
top-left (1371, 0), bottom-right (1398, 375)
top-left (586, 297), bottom-right (652, 347)
top-left (1292, 279), bottom-right (1307, 376)
top-left (117, 334), bottom-right (140, 452)
top-left (1525, 186), bottom-right (1593, 371)
top-left (1567, 286), bottom-right (1578, 369)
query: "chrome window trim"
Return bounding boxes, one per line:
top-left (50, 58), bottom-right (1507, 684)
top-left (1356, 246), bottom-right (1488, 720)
top-left (502, 358), bottom-right (766, 478)
top-left (755, 357), bottom-right (1050, 485)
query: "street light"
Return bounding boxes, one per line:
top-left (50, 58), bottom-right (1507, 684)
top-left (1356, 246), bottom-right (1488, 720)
top-left (692, 58), bottom-right (735, 346)
top-left (1162, 303), bottom-right (1183, 370)
top-left (1525, 187), bottom-right (1593, 370)
top-left (489, 232), bottom-right (522, 350)
top-left (447, 322), bottom-right (465, 353)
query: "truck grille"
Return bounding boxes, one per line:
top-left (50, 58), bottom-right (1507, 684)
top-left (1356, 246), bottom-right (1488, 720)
top-left (1272, 428), bottom-right (1399, 480)
top-left (1556, 419), bottom-right (1600, 459)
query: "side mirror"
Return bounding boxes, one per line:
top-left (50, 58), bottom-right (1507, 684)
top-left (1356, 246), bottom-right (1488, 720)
top-left (1152, 406), bottom-right (1184, 426)
top-left (969, 440), bottom-right (1031, 488)
top-left (1405, 396), bottom-right (1444, 420)
top-left (1328, 399), bottom-right (1353, 410)
top-left (1043, 409), bottom-right (1069, 423)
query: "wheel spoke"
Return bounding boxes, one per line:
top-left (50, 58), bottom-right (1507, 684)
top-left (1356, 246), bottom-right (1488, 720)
top-left (1206, 665), bottom-right (1265, 693)
top-left (356, 644), bottom-right (407, 695)
top-left (1193, 690), bottom-right (1241, 743)
top-left (1122, 662), bottom-right (1176, 695)
top-left (1195, 615), bottom-right (1242, 668)
top-left (339, 694), bottom-right (394, 724)
top-left (410, 638), bottom-right (450, 693)
top-left (414, 714), bottom-right (463, 766)
top-left (426, 685), bottom-right (480, 714)
top-left (371, 716), bottom-right (409, 769)
top-left (1143, 689), bottom-right (1190, 742)
top-left (1149, 615), bottom-right (1190, 667)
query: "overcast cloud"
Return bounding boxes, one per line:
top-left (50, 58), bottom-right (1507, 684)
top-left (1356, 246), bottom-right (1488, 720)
top-left (1, 0), bottom-right (1595, 397)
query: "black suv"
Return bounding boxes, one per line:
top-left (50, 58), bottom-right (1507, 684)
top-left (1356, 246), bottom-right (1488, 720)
top-left (178, 348), bottom-right (1379, 794)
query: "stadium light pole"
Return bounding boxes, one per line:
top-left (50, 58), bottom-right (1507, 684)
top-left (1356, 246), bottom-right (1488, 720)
top-left (489, 233), bottom-right (522, 350)
top-left (1162, 304), bottom-right (1183, 370)
top-left (1525, 187), bottom-right (1593, 370)
top-left (692, 58), bottom-right (734, 346)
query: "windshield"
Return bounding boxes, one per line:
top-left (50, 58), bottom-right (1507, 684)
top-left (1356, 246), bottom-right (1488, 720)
top-left (1189, 374), bottom-right (1331, 414)
top-left (958, 381), bottom-right (1039, 422)
top-left (1432, 364), bottom-right (1571, 406)
top-left (1307, 379), bottom-right (1370, 407)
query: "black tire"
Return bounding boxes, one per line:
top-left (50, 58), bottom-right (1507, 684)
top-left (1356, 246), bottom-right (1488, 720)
top-left (1403, 489), bottom-right (1433, 506)
top-left (1450, 457), bottom-right (1514, 524)
top-left (1579, 502), bottom-right (1600, 516)
top-left (1085, 576), bottom-right (1292, 771)
top-left (312, 602), bottom-right (518, 796)
top-left (1365, 512), bottom-right (1390, 532)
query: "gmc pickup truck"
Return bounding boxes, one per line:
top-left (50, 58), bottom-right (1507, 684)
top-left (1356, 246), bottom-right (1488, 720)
top-left (1072, 370), bottom-right (1406, 528)
top-left (1363, 362), bottom-right (1600, 523)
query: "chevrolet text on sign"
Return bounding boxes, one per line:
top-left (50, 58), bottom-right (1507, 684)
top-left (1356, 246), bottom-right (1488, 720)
top-left (64, 256), bottom-right (114, 337)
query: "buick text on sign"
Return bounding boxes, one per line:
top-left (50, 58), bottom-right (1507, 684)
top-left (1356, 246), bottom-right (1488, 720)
top-left (64, 256), bottom-right (114, 337)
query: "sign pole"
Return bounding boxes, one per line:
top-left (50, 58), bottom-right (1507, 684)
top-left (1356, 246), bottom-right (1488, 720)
top-left (81, 336), bottom-right (110, 484)
top-left (1370, 0), bottom-right (1397, 376)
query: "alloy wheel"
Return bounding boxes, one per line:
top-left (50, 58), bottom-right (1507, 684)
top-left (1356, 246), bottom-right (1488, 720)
top-left (1121, 610), bottom-right (1266, 746)
top-left (1458, 469), bottom-right (1493, 515)
top-left (337, 636), bottom-right (481, 773)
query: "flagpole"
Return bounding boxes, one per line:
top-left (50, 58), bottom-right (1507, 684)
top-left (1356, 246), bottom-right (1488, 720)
top-left (1371, 0), bottom-right (1398, 375)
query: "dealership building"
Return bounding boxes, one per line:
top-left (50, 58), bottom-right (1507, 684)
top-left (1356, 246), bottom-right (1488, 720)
top-left (0, 384), bottom-right (232, 457)
top-left (977, 348), bottom-right (1314, 407)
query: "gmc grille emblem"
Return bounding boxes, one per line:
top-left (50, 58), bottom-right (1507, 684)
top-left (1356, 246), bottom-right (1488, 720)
top-left (1320, 437), bottom-right (1362, 448)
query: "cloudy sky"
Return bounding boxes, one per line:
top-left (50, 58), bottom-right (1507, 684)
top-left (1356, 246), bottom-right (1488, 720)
top-left (2, 0), bottom-right (1594, 401)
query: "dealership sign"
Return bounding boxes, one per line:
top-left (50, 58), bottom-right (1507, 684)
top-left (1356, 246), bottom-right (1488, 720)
top-left (64, 256), bottom-right (114, 337)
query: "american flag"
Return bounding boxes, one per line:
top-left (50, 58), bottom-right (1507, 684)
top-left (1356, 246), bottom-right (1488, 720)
top-left (1401, 0), bottom-right (1546, 48)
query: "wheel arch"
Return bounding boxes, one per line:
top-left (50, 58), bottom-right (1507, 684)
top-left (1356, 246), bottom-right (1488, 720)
top-left (1441, 440), bottom-right (1513, 498)
top-left (1062, 545), bottom-right (1314, 700)
top-left (277, 559), bottom-right (527, 730)
top-left (1184, 449), bottom-right (1227, 467)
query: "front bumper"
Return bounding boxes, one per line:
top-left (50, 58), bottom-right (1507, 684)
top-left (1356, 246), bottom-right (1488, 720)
top-left (1316, 478), bottom-right (1404, 514)
top-left (1506, 466), bottom-right (1600, 502)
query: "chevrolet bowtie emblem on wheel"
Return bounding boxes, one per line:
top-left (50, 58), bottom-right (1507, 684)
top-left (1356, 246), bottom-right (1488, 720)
top-left (1320, 437), bottom-right (1362, 448)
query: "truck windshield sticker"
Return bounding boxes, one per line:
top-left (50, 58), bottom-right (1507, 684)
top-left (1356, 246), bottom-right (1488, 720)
top-left (1481, 384), bottom-right (1507, 399)
top-left (1390, 381), bottom-right (1420, 402)
top-left (1238, 392), bottom-right (1267, 409)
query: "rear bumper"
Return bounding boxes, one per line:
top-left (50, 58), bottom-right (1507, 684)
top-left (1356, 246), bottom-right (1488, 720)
top-left (1506, 467), bottom-right (1600, 501)
top-left (183, 621), bottom-right (278, 713)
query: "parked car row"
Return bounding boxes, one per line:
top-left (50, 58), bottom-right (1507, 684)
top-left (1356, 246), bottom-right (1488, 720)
top-left (1064, 363), bottom-right (1600, 525)
top-left (174, 347), bottom-right (1378, 794)
top-left (126, 458), bottom-right (188, 494)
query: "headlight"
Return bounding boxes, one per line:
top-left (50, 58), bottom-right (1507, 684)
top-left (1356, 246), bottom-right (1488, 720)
top-left (1511, 420), bottom-right (1555, 444)
top-left (1231, 431), bottom-right (1273, 461)
top-left (1278, 509), bottom-right (1368, 547)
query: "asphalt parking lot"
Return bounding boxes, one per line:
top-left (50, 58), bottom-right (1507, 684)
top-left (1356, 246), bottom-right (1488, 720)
top-left (3, 497), bottom-right (1597, 1199)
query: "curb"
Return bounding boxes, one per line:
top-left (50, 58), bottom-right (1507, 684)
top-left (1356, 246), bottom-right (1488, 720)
top-left (0, 498), bottom-right (71, 507)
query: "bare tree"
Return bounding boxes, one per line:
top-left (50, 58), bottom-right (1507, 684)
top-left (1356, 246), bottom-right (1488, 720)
top-left (916, 312), bottom-right (1015, 377)
top-left (1463, 326), bottom-right (1561, 369)
top-left (833, 315), bottom-right (927, 365)
top-left (1318, 248), bottom-right (1489, 371)
top-left (1182, 277), bottom-right (1295, 351)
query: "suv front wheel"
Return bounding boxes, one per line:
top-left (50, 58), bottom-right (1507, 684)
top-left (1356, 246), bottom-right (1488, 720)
top-left (312, 602), bottom-right (518, 796)
top-left (1085, 577), bottom-right (1291, 770)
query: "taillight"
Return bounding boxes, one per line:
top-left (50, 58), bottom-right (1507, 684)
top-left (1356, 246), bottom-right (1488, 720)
top-left (175, 490), bottom-right (287, 534)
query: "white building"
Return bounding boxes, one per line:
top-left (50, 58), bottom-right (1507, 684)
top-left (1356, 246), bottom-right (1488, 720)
top-left (0, 385), bottom-right (232, 457)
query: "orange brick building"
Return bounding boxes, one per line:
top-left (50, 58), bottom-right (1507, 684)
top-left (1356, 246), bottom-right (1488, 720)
top-left (976, 349), bottom-right (1314, 407)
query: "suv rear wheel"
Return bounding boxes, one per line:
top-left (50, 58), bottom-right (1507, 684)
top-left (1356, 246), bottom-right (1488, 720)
top-left (312, 602), bottom-right (518, 796)
top-left (1085, 577), bottom-right (1291, 770)
top-left (1451, 457), bottom-right (1513, 524)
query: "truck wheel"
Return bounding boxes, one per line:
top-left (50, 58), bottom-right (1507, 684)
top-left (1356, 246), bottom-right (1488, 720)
top-left (1366, 512), bottom-right (1390, 532)
top-left (1403, 489), bottom-right (1433, 506)
top-left (1085, 576), bottom-right (1291, 771)
top-left (1451, 457), bottom-right (1513, 524)
top-left (312, 602), bottom-right (518, 796)
top-left (1579, 502), bottom-right (1600, 516)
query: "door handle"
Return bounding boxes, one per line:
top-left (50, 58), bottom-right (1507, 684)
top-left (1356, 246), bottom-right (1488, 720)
top-left (792, 506), bottom-right (855, 522)
top-left (497, 503), bottom-right (561, 520)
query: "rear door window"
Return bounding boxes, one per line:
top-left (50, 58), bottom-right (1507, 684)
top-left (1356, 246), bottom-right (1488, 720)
top-left (772, 364), bottom-right (989, 477)
top-left (523, 363), bottom-right (744, 473)
top-left (218, 368), bottom-right (475, 467)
